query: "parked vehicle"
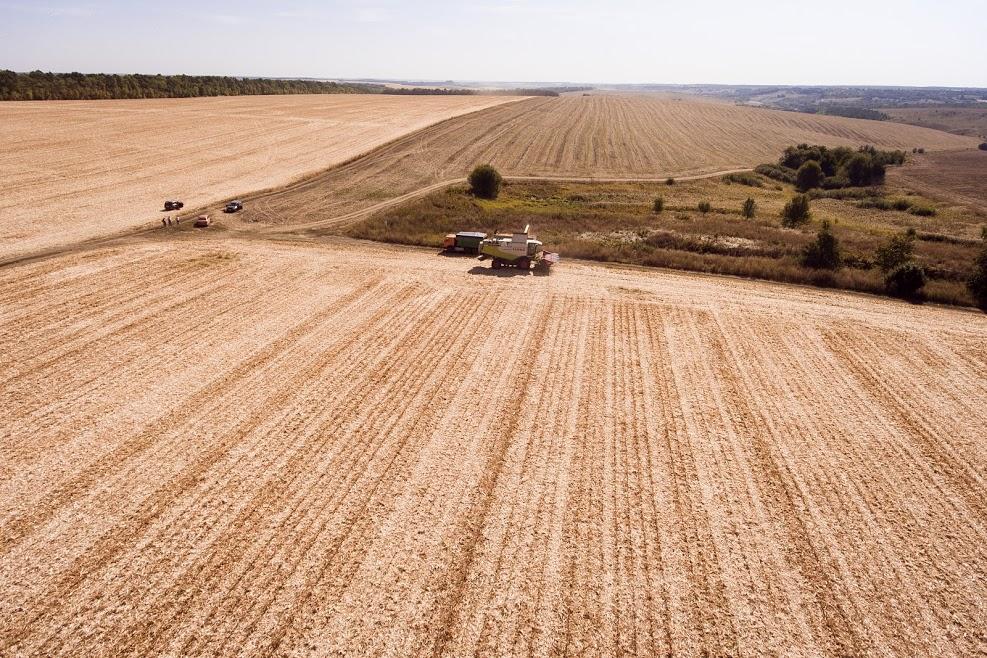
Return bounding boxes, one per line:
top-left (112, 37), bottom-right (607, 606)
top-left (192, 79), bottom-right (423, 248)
top-left (224, 200), bottom-right (243, 213)
top-left (442, 231), bottom-right (487, 254)
top-left (194, 214), bottom-right (211, 227)
top-left (164, 200), bottom-right (184, 211)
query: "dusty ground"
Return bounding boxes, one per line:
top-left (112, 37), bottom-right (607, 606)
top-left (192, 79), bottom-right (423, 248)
top-left (236, 94), bottom-right (978, 231)
top-left (0, 94), bottom-right (520, 260)
top-left (2, 234), bottom-right (984, 656)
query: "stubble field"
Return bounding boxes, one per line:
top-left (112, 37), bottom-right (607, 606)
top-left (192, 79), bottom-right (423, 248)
top-left (0, 94), bottom-right (520, 260)
top-left (237, 94), bottom-right (978, 230)
top-left (1, 235), bottom-right (985, 656)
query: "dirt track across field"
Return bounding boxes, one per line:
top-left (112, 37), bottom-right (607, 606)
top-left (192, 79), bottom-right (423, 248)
top-left (2, 235), bottom-right (984, 656)
top-left (236, 94), bottom-right (978, 231)
top-left (0, 94), bottom-right (521, 261)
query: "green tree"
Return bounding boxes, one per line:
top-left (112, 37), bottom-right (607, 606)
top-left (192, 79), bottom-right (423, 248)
top-left (742, 197), bottom-right (756, 219)
top-left (802, 221), bottom-right (842, 269)
top-left (875, 229), bottom-right (916, 272)
top-left (885, 263), bottom-right (927, 300)
top-left (698, 200), bottom-right (712, 213)
top-left (652, 196), bottom-right (664, 213)
top-left (781, 194), bottom-right (811, 227)
top-left (795, 160), bottom-right (824, 192)
top-left (468, 164), bottom-right (503, 200)
top-left (841, 153), bottom-right (875, 186)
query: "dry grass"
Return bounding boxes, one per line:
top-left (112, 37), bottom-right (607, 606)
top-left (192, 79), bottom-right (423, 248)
top-left (0, 94), bottom-right (521, 260)
top-left (1, 236), bottom-right (984, 656)
top-left (234, 94), bottom-right (977, 231)
top-left (346, 176), bottom-right (984, 306)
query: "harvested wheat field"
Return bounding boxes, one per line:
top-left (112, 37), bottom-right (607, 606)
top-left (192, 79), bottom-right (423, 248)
top-left (2, 234), bottom-right (985, 656)
top-left (239, 94), bottom-right (978, 229)
top-left (887, 148), bottom-right (987, 216)
top-left (0, 94), bottom-right (520, 260)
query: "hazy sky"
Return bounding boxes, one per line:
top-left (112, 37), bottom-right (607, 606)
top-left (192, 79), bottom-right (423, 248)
top-left (1, 0), bottom-right (985, 87)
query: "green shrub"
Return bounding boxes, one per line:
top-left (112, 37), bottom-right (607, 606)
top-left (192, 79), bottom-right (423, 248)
top-left (875, 229), bottom-right (916, 272)
top-left (754, 163), bottom-right (797, 184)
top-left (969, 234), bottom-right (987, 311)
top-left (885, 263), bottom-right (927, 299)
top-left (723, 172), bottom-right (763, 187)
top-left (742, 197), bottom-right (756, 219)
top-left (468, 164), bottom-right (502, 200)
top-left (781, 194), bottom-right (811, 227)
top-left (666, 177), bottom-right (676, 185)
top-left (698, 200), bottom-right (712, 213)
top-left (908, 205), bottom-right (937, 217)
top-left (652, 196), bottom-right (664, 213)
top-left (969, 269), bottom-right (987, 311)
top-left (796, 160), bottom-right (824, 191)
top-left (891, 198), bottom-right (912, 211)
top-left (802, 221), bottom-right (841, 270)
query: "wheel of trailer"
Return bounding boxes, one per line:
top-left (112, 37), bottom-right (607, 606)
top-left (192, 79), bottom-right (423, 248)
top-left (492, 258), bottom-right (502, 269)
top-left (517, 257), bottom-right (530, 271)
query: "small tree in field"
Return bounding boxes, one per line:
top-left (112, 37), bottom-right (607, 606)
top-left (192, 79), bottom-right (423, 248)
top-left (468, 164), bottom-right (502, 200)
top-left (653, 196), bottom-right (664, 213)
top-left (796, 160), bottom-right (823, 192)
top-left (875, 229), bottom-right (916, 273)
top-left (801, 220), bottom-right (841, 269)
top-left (698, 200), bottom-right (712, 213)
top-left (742, 197), bottom-right (756, 219)
top-left (781, 194), bottom-right (811, 227)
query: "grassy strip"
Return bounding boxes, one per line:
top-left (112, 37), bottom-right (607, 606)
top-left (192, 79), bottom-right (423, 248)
top-left (344, 178), bottom-right (980, 307)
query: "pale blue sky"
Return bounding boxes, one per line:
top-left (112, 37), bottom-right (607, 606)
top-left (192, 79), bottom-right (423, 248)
top-left (1, 0), bottom-right (984, 86)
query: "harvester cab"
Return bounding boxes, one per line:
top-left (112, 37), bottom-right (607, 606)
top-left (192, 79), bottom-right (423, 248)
top-left (479, 224), bottom-right (559, 271)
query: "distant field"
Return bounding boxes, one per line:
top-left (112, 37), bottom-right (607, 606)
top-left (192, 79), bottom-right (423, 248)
top-left (2, 236), bottom-right (984, 655)
top-left (883, 106), bottom-right (987, 139)
top-left (0, 94), bottom-right (520, 260)
top-left (887, 149), bottom-right (987, 216)
top-left (237, 94), bottom-right (978, 230)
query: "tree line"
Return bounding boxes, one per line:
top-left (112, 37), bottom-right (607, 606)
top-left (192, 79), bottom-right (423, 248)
top-left (0, 70), bottom-right (380, 101)
top-left (1, 71), bottom-right (592, 101)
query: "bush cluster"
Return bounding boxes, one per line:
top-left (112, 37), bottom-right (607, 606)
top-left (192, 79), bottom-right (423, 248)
top-left (758, 144), bottom-right (906, 190)
top-left (698, 201), bottom-right (712, 213)
top-left (652, 197), bottom-right (664, 213)
top-left (722, 172), bottom-right (763, 187)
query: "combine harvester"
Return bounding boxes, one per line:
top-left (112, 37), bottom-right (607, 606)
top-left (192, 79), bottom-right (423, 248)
top-left (479, 224), bottom-right (559, 271)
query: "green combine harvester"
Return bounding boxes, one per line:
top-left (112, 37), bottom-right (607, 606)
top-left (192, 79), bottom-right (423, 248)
top-left (479, 225), bottom-right (559, 271)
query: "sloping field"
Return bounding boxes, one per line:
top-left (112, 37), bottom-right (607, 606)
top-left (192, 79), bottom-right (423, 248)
top-left (239, 94), bottom-right (978, 229)
top-left (887, 149), bottom-right (987, 215)
top-left (0, 94), bottom-right (520, 260)
top-left (2, 235), bottom-right (984, 656)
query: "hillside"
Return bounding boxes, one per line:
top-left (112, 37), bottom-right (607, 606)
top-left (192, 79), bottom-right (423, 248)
top-left (236, 94), bottom-right (978, 229)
